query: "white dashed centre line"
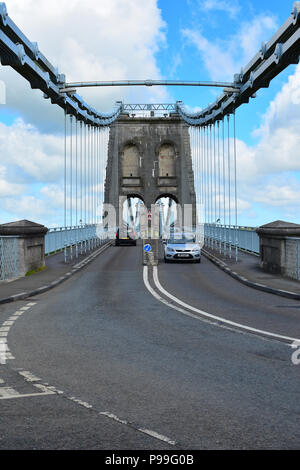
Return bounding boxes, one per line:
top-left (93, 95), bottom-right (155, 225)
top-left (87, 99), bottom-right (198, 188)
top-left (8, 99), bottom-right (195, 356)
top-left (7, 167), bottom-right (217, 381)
top-left (19, 371), bottom-right (41, 382)
top-left (0, 301), bottom-right (176, 445)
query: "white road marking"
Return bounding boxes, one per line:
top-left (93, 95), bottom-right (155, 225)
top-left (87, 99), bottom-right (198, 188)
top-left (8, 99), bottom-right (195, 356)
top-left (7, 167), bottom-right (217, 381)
top-left (0, 387), bottom-right (21, 398)
top-left (143, 266), bottom-right (300, 345)
top-left (1, 299), bottom-right (176, 446)
top-left (19, 371), bottom-right (41, 382)
top-left (138, 428), bottom-right (176, 445)
top-left (0, 391), bottom-right (55, 400)
top-left (33, 383), bottom-right (63, 394)
top-left (99, 411), bottom-right (176, 445)
top-left (99, 411), bottom-right (128, 425)
top-left (69, 397), bottom-right (93, 409)
top-left (0, 302), bottom-right (37, 362)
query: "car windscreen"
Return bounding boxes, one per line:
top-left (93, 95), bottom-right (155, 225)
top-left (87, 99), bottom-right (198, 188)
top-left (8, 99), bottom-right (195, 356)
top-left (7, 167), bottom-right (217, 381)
top-left (167, 237), bottom-right (195, 244)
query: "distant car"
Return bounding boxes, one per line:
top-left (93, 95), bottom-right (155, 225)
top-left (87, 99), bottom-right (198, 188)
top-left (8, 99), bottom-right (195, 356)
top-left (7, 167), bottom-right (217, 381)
top-left (163, 234), bottom-right (201, 263)
top-left (115, 226), bottom-right (137, 246)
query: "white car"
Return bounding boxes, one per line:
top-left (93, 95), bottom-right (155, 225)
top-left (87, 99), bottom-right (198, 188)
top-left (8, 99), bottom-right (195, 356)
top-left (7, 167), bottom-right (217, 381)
top-left (163, 235), bottom-right (201, 263)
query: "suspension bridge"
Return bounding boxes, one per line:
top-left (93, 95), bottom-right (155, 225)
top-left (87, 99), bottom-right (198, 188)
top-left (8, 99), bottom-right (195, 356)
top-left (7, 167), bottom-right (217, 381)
top-left (0, 1), bottom-right (299, 273)
top-left (0, 1), bottom-right (300, 451)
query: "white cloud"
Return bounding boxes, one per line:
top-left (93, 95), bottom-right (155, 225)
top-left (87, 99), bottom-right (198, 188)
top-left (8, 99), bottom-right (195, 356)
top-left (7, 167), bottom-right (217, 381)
top-left (190, 62), bottom-right (300, 223)
top-left (40, 185), bottom-right (64, 208)
top-left (0, 119), bottom-right (63, 183)
top-left (1, 0), bottom-right (169, 132)
top-left (237, 64), bottom-right (300, 181)
top-left (0, 118), bottom-right (64, 224)
top-left (183, 11), bottom-right (300, 222)
top-left (234, 62), bottom-right (300, 221)
top-left (2, 195), bottom-right (48, 218)
top-left (0, 117), bottom-right (109, 225)
top-left (200, 0), bottom-right (240, 18)
top-left (182, 14), bottom-right (278, 81)
top-left (0, 165), bottom-right (24, 197)
top-left (252, 181), bottom-right (300, 208)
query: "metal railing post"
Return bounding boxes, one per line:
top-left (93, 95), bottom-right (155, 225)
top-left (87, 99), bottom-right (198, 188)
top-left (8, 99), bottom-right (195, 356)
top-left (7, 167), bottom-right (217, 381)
top-left (64, 242), bottom-right (68, 264)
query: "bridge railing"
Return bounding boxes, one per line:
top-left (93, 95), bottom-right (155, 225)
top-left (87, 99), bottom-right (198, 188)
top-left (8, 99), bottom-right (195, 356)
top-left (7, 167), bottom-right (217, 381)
top-left (204, 224), bottom-right (260, 255)
top-left (45, 224), bottom-right (108, 262)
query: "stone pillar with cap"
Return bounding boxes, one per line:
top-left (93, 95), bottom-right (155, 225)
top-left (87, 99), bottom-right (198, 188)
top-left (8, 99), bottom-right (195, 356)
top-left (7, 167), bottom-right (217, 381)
top-left (256, 220), bottom-right (300, 275)
top-left (0, 220), bottom-right (48, 279)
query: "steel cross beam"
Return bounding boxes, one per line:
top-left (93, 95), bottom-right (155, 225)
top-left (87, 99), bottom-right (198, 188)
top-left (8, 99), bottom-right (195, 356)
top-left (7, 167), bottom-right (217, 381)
top-left (122, 103), bottom-right (177, 112)
top-left (63, 80), bottom-right (238, 92)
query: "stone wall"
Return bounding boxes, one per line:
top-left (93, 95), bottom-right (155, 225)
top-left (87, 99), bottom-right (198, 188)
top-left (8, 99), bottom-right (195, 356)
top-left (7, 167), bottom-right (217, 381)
top-left (105, 114), bottom-right (196, 226)
top-left (0, 220), bottom-right (48, 280)
top-left (256, 220), bottom-right (300, 281)
top-left (284, 238), bottom-right (300, 280)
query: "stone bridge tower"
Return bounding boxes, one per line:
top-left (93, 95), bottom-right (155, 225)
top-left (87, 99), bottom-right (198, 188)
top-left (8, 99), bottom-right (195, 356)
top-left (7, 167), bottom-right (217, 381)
top-left (104, 113), bottom-right (196, 227)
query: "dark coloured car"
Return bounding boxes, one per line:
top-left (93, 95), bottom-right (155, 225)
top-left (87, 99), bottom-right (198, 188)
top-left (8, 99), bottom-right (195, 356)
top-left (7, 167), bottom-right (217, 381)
top-left (115, 226), bottom-right (137, 246)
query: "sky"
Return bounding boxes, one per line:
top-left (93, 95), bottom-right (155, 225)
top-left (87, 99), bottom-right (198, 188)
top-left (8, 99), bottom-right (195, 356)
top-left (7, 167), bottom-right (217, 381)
top-left (0, 0), bottom-right (299, 227)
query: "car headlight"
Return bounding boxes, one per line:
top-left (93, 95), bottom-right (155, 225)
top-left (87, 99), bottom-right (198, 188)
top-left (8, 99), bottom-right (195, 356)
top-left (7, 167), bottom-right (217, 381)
top-left (167, 247), bottom-right (175, 252)
top-left (192, 248), bottom-right (200, 252)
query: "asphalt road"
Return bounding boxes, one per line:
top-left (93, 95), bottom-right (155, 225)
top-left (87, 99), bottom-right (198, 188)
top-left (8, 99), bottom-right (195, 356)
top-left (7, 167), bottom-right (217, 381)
top-left (0, 242), bottom-right (300, 449)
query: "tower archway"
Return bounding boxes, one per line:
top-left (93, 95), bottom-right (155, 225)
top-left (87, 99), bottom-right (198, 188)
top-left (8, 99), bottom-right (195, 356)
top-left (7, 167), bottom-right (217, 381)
top-left (155, 195), bottom-right (178, 238)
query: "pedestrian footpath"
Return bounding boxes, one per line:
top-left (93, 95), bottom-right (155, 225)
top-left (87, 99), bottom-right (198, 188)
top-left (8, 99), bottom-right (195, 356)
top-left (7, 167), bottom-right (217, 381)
top-left (203, 246), bottom-right (300, 300)
top-left (0, 242), bottom-right (112, 304)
